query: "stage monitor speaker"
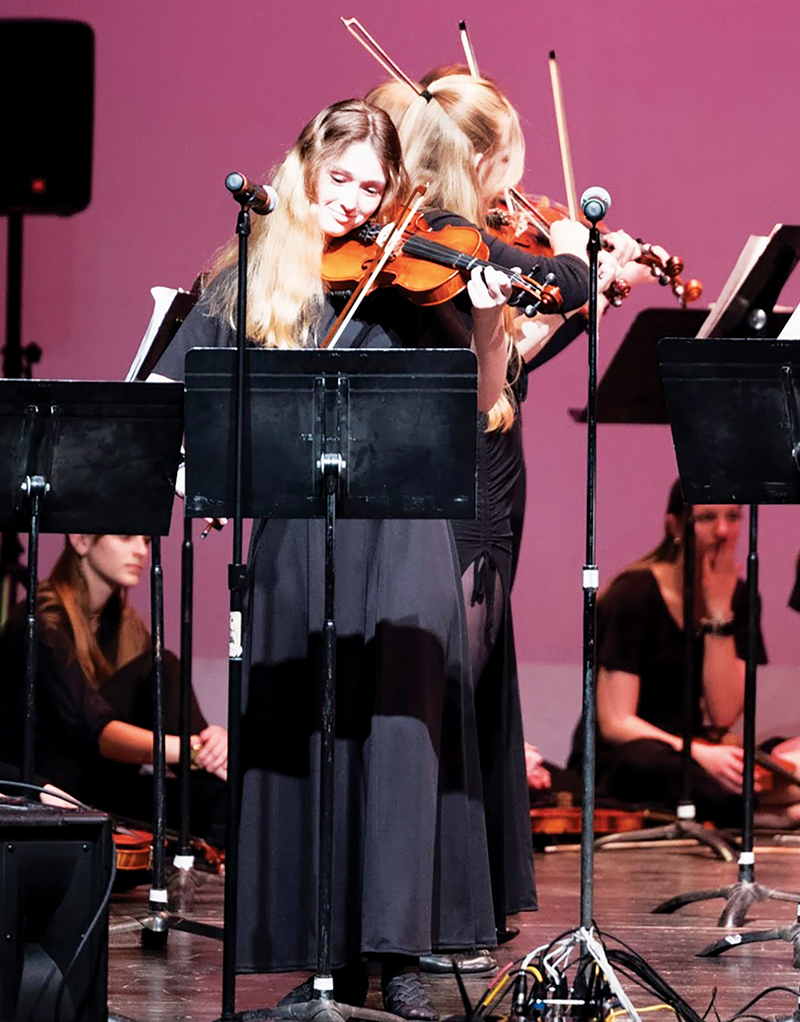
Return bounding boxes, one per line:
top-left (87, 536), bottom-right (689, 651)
top-left (0, 804), bottom-right (112, 1022)
top-left (0, 19), bottom-right (94, 215)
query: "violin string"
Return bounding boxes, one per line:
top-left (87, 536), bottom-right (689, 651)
top-left (400, 234), bottom-right (553, 304)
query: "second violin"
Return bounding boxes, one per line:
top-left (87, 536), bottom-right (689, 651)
top-left (489, 189), bottom-right (703, 307)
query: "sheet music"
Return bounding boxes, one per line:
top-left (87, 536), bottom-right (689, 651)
top-left (126, 286), bottom-right (183, 381)
top-left (696, 225), bottom-right (782, 338)
top-left (778, 302), bottom-right (800, 339)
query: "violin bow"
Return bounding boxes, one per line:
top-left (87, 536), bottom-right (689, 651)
top-left (341, 17), bottom-right (426, 97)
top-left (320, 185), bottom-right (429, 350)
top-left (457, 23), bottom-right (554, 236)
top-left (547, 51), bottom-right (580, 221)
top-left (458, 20), bottom-right (480, 77)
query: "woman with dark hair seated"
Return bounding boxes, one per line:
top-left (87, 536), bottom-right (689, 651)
top-left (569, 481), bottom-right (775, 828)
top-left (0, 534), bottom-right (227, 846)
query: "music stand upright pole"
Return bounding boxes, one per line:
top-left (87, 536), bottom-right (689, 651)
top-left (741, 505), bottom-right (759, 874)
top-left (173, 517), bottom-right (196, 880)
top-left (678, 513), bottom-right (696, 818)
top-left (144, 535), bottom-right (169, 929)
top-left (2, 213), bottom-right (30, 628)
top-left (21, 475), bottom-right (47, 784)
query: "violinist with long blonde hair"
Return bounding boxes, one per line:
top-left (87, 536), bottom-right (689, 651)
top-left (365, 70), bottom-right (642, 969)
top-left (151, 98), bottom-right (516, 1020)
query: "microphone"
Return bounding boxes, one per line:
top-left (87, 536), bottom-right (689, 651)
top-left (580, 186), bottom-right (611, 223)
top-left (225, 172), bottom-right (278, 215)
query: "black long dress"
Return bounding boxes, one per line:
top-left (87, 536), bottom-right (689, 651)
top-left (422, 210), bottom-right (590, 926)
top-left (156, 285), bottom-right (497, 972)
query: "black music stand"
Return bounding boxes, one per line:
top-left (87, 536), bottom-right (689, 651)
top-left (648, 228), bottom-right (800, 924)
top-left (0, 379), bottom-right (183, 942)
top-left (657, 337), bottom-right (800, 949)
top-left (184, 345), bottom-right (478, 1022)
top-left (586, 228), bottom-right (799, 862)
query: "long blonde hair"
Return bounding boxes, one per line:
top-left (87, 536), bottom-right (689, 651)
top-left (397, 74), bottom-right (524, 227)
top-left (364, 80), bottom-right (415, 128)
top-left (206, 99), bottom-right (408, 349)
top-left (38, 539), bottom-right (149, 688)
top-left (398, 75), bottom-right (524, 430)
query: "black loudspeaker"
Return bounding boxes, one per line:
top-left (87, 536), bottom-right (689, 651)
top-left (0, 804), bottom-right (112, 1022)
top-left (0, 19), bottom-right (94, 215)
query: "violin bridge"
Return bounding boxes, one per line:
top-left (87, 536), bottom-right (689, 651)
top-left (376, 222), bottom-right (396, 248)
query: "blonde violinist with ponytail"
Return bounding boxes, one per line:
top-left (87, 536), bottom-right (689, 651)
top-left (366, 71), bottom-right (639, 968)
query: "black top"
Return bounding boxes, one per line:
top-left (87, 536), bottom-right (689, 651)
top-left (424, 208), bottom-right (590, 313)
top-left (0, 597), bottom-right (205, 798)
top-left (597, 567), bottom-right (767, 738)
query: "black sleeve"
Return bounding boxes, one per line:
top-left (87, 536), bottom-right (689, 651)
top-left (596, 571), bottom-right (653, 676)
top-left (732, 580), bottom-right (768, 665)
top-left (422, 209), bottom-right (589, 311)
top-left (102, 649), bottom-right (208, 734)
top-left (153, 280), bottom-right (235, 383)
top-left (33, 615), bottom-right (117, 751)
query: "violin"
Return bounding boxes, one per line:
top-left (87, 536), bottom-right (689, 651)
top-left (530, 805), bottom-right (652, 838)
top-left (322, 212), bottom-right (564, 316)
top-left (489, 190), bottom-right (703, 308)
top-left (111, 822), bottom-right (225, 891)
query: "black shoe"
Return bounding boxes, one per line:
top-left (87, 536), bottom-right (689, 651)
top-left (419, 950), bottom-right (496, 975)
top-left (496, 926), bottom-right (520, 945)
top-left (278, 977), bottom-right (316, 1006)
top-left (278, 966), bottom-right (368, 1008)
top-left (382, 973), bottom-right (439, 1020)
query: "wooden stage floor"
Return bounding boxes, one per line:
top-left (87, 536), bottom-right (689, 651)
top-left (108, 839), bottom-right (800, 1021)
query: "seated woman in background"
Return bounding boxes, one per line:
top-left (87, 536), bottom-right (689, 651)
top-left (569, 480), bottom-right (773, 828)
top-left (0, 534), bottom-right (227, 846)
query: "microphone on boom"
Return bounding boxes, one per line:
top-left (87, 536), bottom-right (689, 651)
top-left (225, 172), bottom-right (278, 215)
top-left (580, 186), bottom-right (611, 224)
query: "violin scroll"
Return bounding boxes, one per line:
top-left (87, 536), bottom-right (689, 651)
top-left (637, 241), bottom-right (703, 305)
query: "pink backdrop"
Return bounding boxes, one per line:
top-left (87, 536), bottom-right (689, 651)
top-left (3, 0), bottom-right (800, 753)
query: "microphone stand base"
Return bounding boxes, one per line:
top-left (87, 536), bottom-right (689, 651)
top-left (653, 879), bottom-right (800, 928)
top-left (235, 1001), bottom-right (406, 1022)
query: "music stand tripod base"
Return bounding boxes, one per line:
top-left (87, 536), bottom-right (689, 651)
top-left (596, 820), bottom-right (735, 862)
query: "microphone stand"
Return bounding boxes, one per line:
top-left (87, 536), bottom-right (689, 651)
top-left (538, 194), bottom-right (642, 1022)
top-left (578, 210), bottom-right (601, 935)
top-left (216, 188), bottom-right (250, 1022)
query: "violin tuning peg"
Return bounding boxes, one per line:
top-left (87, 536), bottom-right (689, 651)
top-left (523, 303), bottom-right (540, 318)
